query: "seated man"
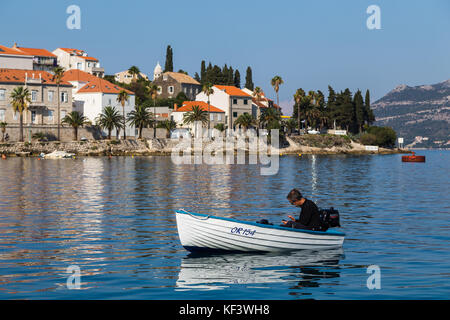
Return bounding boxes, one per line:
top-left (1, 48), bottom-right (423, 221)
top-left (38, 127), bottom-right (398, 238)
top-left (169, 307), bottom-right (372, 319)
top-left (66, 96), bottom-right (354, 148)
top-left (283, 188), bottom-right (322, 230)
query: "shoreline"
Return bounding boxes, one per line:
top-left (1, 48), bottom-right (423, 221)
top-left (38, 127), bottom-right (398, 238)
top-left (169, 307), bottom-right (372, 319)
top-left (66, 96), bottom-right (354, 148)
top-left (0, 138), bottom-right (411, 157)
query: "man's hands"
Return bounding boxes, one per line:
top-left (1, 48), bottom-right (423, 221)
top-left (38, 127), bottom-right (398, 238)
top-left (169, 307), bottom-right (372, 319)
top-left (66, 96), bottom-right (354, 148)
top-left (282, 215), bottom-right (296, 225)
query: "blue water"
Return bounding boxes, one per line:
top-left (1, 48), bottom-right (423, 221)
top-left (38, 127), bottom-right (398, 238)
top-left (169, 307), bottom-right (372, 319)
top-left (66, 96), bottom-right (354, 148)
top-left (0, 150), bottom-right (448, 299)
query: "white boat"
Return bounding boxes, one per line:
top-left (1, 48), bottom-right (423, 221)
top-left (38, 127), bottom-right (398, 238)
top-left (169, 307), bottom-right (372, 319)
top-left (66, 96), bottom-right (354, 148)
top-left (175, 209), bottom-right (345, 253)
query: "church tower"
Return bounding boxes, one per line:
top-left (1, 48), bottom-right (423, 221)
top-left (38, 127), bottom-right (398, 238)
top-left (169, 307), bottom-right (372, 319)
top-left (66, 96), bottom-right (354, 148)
top-left (153, 62), bottom-right (162, 80)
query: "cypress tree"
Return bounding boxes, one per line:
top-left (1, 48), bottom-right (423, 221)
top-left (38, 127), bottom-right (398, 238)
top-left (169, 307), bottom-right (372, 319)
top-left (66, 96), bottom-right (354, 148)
top-left (245, 66), bottom-right (254, 90)
top-left (164, 45), bottom-right (173, 72)
top-left (353, 90), bottom-right (364, 133)
top-left (227, 66), bottom-right (234, 85)
top-left (200, 60), bottom-right (206, 84)
top-left (194, 72), bottom-right (201, 82)
top-left (234, 69), bottom-right (241, 88)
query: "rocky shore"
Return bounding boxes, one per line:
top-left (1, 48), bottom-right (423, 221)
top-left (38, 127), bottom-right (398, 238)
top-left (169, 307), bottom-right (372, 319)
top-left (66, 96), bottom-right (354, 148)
top-left (0, 135), bottom-right (410, 157)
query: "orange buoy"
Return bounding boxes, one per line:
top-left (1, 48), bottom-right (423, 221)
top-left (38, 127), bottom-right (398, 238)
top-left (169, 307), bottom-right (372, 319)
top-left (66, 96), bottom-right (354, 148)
top-left (402, 152), bottom-right (425, 162)
top-left (1, 154), bottom-right (6, 160)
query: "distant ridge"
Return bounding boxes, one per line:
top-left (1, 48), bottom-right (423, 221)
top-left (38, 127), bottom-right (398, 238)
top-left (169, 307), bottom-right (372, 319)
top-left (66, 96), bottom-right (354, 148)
top-left (372, 79), bottom-right (450, 148)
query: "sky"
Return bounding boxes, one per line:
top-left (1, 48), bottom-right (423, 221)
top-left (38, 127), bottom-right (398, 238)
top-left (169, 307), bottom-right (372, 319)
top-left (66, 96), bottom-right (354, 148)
top-left (1, 0), bottom-right (449, 115)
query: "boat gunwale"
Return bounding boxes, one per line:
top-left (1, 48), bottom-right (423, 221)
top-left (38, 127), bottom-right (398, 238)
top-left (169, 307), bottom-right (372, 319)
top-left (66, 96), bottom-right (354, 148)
top-left (176, 209), bottom-right (346, 237)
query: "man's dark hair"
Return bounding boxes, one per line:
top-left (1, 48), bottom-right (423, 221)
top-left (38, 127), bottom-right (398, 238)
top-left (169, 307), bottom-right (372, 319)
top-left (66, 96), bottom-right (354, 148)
top-left (287, 189), bottom-right (303, 202)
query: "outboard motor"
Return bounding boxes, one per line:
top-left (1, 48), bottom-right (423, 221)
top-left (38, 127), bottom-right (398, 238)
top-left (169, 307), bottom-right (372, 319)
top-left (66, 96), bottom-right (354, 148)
top-left (319, 207), bottom-right (341, 231)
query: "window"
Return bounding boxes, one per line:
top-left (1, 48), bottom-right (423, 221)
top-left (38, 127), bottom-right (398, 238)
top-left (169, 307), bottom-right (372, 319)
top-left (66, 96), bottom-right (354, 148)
top-left (0, 109), bottom-right (5, 121)
top-left (48, 110), bottom-right (54, 122)
top-left (77, 62), bottom-right (82, 70)
top-left (0, 89), bottom-right (5, 101)
top-left (210, 114), bottom-right (214, 121)
top-left (217, 114), bottom-right (222, 121)
top-left (48, 91), bottom-right (54, 102)
top-left (233, 99), bottom-right (237, 105)
top-left (168, 86), bottom-right (174, 94)
top-left (31, 111), bottom-right (37, 124)
top-left (233, 112), bottom-right (238, 118)
top-left (31, 90), bottom-right (38, 102)
top-left (61, 92), bottom-right (68, 103)
top-left (244, 99), bottom-right (248, 105)
top-left (87, 62), bottom-right (91, 67)
top-left (163, 74), bottom-right (168, 81)
top-left (61, 110), bottom-right (66, 119)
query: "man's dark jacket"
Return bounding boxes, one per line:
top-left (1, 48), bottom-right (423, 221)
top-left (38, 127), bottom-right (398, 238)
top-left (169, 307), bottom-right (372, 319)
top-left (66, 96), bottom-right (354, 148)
top-left (298, 199), bottom-right (322, 230)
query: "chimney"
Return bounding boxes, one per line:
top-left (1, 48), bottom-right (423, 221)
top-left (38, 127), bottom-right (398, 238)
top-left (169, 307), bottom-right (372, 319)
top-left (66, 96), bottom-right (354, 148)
top-left (13, 42), bottom-right (17, 48)
top-left (174, 103), bottom-right (178, 111)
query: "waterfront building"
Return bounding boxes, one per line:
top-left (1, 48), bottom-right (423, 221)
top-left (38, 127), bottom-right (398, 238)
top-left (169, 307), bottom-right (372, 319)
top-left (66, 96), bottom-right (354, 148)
top-left (152, 63), bottom-right (201, 100)
top-left (53, 48), bottom-right (105, 77)
top-left (114, 70), bottom-right (149, 84)
top-left (62, 69), bottom-right (135, 137)
top-left (0, 43), bottom-right (58, 72)
top-left (172, 101), bottom-right (225, 130)
top-left (0, 68), bottom-right (73, 125)
top-left (195, 85), bottom-right (253, 129)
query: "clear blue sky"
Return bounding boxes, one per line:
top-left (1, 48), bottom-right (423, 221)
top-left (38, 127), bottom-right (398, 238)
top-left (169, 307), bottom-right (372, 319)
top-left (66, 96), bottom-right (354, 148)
top-left (1, 0), bottom-right (449, 114)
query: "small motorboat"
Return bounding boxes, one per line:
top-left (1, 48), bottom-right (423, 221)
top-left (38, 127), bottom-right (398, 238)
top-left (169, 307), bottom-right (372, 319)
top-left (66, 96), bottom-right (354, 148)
top-left (175, 209), bottom-right (345, 253)
top-left (402, 152), bottom-right (425, 162)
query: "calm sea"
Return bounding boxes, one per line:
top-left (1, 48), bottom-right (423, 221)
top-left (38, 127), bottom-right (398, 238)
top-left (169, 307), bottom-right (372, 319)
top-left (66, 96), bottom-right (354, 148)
top-left (0, 150), bottom-right (448, 299)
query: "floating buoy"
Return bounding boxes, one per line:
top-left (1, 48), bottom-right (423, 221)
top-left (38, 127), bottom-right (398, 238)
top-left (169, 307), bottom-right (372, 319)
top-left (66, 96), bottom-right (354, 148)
top-left (2, 154), bottom-right (7, 159)
top-left (298, 153), bottom-right (302, 157)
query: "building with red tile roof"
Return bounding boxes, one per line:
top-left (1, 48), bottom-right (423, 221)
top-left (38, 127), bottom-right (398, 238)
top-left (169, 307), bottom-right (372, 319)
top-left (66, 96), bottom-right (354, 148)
top-left (172, 101), bottom-right (225, 129)
top-left (53, 47), bottom-right (104, 77)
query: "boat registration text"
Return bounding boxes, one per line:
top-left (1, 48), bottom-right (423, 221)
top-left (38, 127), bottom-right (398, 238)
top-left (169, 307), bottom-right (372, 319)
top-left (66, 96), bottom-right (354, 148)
top-left (230, 227), bottom-right (256, 236)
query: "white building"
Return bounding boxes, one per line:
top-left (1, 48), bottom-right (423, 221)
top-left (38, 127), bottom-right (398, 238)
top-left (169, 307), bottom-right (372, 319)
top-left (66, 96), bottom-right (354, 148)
top-left (62, 69), bottom-right (135, 138)
top-left (114, 70), bottom-right (149, 84)
top-left (172, 101), bottom-right (225, 130)
top-left (0, 44), bottom-right (34, 70)
top-left (53, 48), bottom-right (104, 77)
top-left (195, 85), bottom-right (253, 129)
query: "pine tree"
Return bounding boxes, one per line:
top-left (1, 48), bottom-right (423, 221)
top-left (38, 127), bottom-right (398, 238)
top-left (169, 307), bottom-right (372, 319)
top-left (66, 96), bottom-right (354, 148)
top-left (245, 66), bottom-right (254, 90)
top-left (164, 45), bottom-right (173, 72)
top-left (234, 69), bottom-right (241, 88)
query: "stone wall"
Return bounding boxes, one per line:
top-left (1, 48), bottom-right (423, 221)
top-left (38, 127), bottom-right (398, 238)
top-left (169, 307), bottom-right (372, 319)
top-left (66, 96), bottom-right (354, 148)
top-left (1, 125), bottom-right (103, 142)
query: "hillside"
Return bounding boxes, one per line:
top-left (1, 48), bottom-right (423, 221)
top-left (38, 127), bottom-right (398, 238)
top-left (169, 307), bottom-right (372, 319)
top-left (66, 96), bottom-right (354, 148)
top-left (372, 79), bottom-right (450, 148)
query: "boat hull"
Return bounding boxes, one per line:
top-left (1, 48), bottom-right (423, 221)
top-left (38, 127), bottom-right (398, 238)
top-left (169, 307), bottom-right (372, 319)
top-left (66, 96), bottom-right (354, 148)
top-left (402, 155), bottom-right (425, 162)
top-left (175, 209), bottom-right (345, 253)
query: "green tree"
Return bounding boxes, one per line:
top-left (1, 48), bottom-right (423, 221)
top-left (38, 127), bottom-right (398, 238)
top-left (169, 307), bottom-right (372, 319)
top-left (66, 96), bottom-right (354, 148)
top-left (183, 105), bottom-right (208, 138)
top-left (10, 86), bottom-right (31, 142)
top-left (127, 104), bottom-right (153, 139)
top-left (61, 111), bottom-right (88, 141)
top-left (128, 66), bottom-right (140, 82)
top-left (234, 113), bottom-right (255, 131)
top-left (157, 119), bottom-right (177, 138)
top-left (271, 75), bottom-right (284, 106)
top-left (259, 107), bottom-right (281, 130)
top-left (234, 69), bottom-right (241, 88)
top-left (284, 118), bottom-right (297, 135)
top-left (52, 66), bottom-right (65, 141)
top-left (293, 88), bottom-right (305, 131)
top-left (116, 90), bottom-right (129, 139)
top-left (245, 67), bottom-right (254, 90)
top-left (96, 106), bottom-right (123, 139)
top-left (353, 89), bottom-right (364, 133)
top-left (164, 45), bottom-right (173, 72)
top-left (200, 60), bottom-right (206, 84)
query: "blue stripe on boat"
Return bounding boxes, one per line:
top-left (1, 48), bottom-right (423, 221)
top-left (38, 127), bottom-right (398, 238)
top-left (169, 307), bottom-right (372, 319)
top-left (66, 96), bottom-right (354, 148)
top-left (176, 209), bottom-right (345, 237)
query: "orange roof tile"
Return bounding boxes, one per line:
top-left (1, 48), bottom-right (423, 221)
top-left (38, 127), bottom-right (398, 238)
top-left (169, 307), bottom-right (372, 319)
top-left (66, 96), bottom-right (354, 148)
top-left (79, 56), bottom-right (98, 61)
top-left (0, 45), bottom-right (31, 56)
top-left (77, 77), bottom-right (134, 95)
top-left (57, 48), bottom-right (98, 61)
top-left (176, 101), bottom-right (224, 113)
top-left (214, 85), bottom-right (250, 97)
top-left (0, 69), bottom-right (72, 86)
top-left (62, 69), bottom-right (97, 82)
top-left (15, 47), bottom-right (56, 58)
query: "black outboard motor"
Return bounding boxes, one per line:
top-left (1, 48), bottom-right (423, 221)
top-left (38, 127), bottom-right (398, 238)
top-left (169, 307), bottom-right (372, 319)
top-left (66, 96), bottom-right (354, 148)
top-left (319, 207), bottom-right (341, 231)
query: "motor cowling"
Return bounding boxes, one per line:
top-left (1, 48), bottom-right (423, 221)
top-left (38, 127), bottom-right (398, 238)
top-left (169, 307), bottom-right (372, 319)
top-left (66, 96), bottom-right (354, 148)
top-left (319, 207), bottom-right (341, 231)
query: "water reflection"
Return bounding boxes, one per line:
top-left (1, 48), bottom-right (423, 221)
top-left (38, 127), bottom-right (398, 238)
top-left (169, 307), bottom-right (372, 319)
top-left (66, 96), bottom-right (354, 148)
top-left (176, 248), bottom-right (344, 291)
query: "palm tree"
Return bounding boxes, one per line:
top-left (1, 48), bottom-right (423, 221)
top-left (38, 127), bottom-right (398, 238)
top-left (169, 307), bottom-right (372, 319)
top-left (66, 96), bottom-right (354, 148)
top-left (0, 122), bottom-right (7, 142)
top-left (284, 118), bottom-right (297, 135)
top-left (96, 106), bottom-right (123, 139)
top-left (10, 86), bottom-right (31, 142)
top-left (116, 90), bottom-right (129, 139)
top-left (61, 111), bottom-right (88, 141)
top-left (271, 75), bottom-right (284, 106)
top-left (252, 86), bottom-right (264, 126)
top-left (127, 104), bottom-right (153, 139)
top-left (157, 119), bottom-right (177, 138)
top-left (147, 84), bottom-right (159, 138)
top-left (128, 66), bottom-right (140, 82)
top-left (293, 88), bottom-right (305, 132)
top-left (202, 82), bottom-right (214, 131)
top-left (259, 107), bottom-right (281, 130)
top-left (52, 66), bottom-right (65, 141)
top-left (234, 113), bottom-right (255, 132)
top-left (183, 105), bottom-right (208, 138)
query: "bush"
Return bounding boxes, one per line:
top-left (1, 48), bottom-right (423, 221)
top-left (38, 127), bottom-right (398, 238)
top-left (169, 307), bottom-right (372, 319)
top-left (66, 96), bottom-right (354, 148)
top-left (361, 126), bottom-right (397, 147)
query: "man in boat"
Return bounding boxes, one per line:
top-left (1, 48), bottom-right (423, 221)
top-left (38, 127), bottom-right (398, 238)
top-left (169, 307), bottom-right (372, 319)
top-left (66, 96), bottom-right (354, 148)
top-left (284, 189), bottom-right (322, 230)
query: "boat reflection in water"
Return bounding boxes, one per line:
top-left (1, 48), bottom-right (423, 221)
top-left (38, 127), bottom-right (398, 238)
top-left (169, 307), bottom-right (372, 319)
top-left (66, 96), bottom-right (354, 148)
top-left (176, 248), bottom-right (344, 291)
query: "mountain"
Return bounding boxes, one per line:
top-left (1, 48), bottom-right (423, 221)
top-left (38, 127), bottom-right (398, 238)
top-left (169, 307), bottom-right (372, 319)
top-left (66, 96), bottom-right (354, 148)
top-left (372, 79), bottom-right (450, 148)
